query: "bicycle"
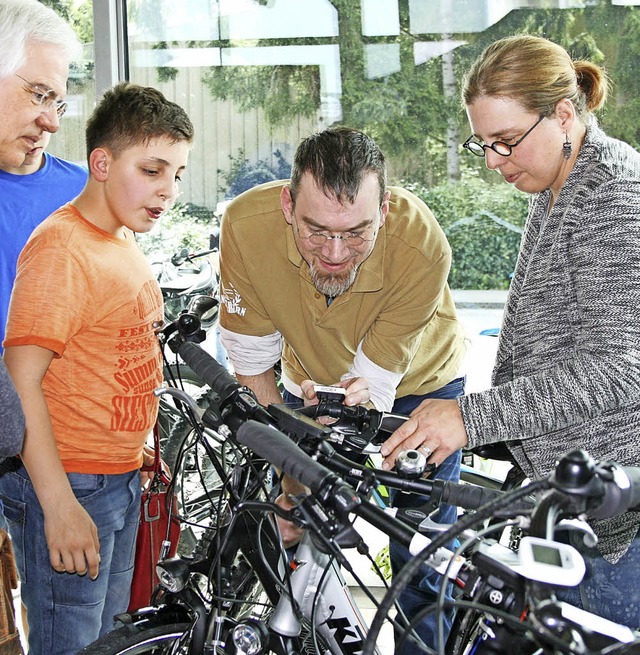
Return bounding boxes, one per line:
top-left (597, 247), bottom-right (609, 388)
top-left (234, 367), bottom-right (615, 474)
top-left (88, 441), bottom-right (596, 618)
top-left (207, 401), bottom-right (640, 655)
top-left (80, 307), bottom-right (640, 655)
top-left (362, 451), bottom-right (640, 655)
top-left (78, 312), bottom-right (510, 655)
top-left (171, 341), bottom-right (640, 655)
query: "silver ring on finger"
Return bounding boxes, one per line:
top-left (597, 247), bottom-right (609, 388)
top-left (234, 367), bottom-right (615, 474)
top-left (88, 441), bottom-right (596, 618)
top-left (418, 444), bottom-right (433, 459)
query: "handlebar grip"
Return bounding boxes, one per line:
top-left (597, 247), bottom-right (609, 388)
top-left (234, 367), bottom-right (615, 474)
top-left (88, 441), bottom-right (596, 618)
top-left (178, 341), bottom-right (241, 400)
top-left (236, 420), bottom-right (336, 494)
top-left (592, 464), bottom-right (640, 519)
top-left (621, 466), bottom-right (640, 511)
top-left (440, 480), bottom-right (505, 510)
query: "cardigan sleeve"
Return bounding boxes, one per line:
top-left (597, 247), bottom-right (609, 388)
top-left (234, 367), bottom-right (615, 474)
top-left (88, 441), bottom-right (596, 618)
top-left (460, 171), bottom-right (640, 450)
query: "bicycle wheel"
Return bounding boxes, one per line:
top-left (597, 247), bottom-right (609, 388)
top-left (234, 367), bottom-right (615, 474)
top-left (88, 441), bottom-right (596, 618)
top-left (171, 423), bottom-right (240, 556)
top-left (78, 622), bottom-right (192, 655)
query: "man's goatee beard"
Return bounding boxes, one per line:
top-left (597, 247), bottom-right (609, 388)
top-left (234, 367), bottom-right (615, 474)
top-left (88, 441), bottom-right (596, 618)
top-left (310, 263), bottom-right (358, 298)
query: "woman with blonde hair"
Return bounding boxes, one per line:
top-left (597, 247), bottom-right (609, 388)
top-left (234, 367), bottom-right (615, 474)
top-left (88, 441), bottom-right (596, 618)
top-left (382, 34), bottom-right (640, 628)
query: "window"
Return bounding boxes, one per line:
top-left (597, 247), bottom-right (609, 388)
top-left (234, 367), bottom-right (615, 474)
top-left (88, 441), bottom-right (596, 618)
top-left (52, 0), bottom-right (640, 289)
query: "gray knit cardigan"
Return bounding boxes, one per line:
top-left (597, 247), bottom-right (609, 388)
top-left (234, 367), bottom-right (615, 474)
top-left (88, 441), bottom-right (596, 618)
top-left (459, 121), bottom-right (640, 562)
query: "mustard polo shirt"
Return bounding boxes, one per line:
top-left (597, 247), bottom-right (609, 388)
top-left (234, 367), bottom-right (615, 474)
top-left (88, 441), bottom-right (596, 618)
top-left (219, 180), bottom-right (465, 398)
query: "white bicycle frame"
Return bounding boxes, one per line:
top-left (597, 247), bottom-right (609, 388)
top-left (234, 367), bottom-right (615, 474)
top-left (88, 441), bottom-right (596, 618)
top-left (269, 531), bottom-right (382, 655)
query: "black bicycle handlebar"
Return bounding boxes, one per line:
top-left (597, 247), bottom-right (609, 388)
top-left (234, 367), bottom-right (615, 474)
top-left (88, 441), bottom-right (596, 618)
top-left (317, 444), bottom-right (506, 510)
top-left (237, 420), bottom-right (338, 495)
top-left (235, 420), bottom-right (427, 553)
top-left (179, 340), bottom-right (241, 401)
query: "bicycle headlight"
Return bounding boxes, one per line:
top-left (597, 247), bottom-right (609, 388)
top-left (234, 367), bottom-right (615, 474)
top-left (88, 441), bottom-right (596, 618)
top-left (155, 558), bottom-right (189, 593)
top-left (231, 619), bottom-right (269, 655)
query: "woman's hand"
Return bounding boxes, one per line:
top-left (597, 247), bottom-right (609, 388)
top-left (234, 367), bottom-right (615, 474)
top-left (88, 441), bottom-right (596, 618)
top-left (380, 398), bottom-right (469, 469)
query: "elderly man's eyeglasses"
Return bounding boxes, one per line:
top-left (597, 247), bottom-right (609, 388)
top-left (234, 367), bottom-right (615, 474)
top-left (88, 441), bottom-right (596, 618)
top-left (16, 74), bottom-right (68, 118)
top-left (292, 213), bottom-right (378, 247)
top-left (462, 115), bottom-right (545, 158)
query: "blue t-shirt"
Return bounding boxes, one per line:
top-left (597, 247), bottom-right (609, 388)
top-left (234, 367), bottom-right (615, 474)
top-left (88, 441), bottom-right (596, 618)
top-left (0, 153), bottom-right (88, 350)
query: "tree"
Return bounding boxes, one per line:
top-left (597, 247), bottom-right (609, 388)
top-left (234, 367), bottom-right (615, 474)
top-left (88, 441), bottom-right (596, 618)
top-left (177, 1), bottom-right (638, 185)
top-left (38, 0), bottom-right (73, 21)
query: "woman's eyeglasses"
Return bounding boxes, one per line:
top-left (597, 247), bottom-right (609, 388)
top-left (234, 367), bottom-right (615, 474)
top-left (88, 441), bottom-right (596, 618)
top-left (462, 115), bottom-right (545, 158)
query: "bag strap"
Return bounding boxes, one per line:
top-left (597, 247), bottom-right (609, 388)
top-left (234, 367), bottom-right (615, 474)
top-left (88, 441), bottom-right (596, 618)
top-left (152, 422), bottom-right (162, 474)
top-left (142, 422), bottom-right (171, 487)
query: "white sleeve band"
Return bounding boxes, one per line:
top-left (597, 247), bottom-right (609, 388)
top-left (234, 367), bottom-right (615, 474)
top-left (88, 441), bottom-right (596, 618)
top-left (218, 325), bottom-right (283, 376)
top-left (341, 343), bottom-right (403, 411)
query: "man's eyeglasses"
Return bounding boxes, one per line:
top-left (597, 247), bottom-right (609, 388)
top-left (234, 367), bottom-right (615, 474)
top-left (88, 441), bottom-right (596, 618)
top-left (462, 115), bottom-right (545, 158)
top-left (16, 74), bottom-right (68, 118)
top-left (292, 213), bottom-right (378, 248)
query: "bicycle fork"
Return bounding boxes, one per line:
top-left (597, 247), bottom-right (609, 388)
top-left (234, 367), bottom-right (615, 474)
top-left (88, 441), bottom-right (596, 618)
top-left (269, 532), bottom-right (381, 655)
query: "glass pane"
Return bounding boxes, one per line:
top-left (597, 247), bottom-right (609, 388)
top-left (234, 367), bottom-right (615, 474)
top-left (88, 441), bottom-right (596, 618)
top-left (125, 0), bottom-right (640, 286)
top-left (43, 0), bottom-right (95, 166)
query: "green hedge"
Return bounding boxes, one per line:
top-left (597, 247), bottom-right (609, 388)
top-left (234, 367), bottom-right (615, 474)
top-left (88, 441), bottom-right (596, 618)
top-left (404, 173), bottom-right (529, 289)
top-left (139, 173), bottom-right (529, 290)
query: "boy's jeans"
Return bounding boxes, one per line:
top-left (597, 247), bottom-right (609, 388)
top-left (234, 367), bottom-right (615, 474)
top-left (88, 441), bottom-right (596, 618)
top-left (0, 462), bottom-right (141, 655)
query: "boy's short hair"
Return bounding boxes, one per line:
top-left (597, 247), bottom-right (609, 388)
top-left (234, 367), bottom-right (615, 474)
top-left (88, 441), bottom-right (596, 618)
top-left (85, 82), bottom-right (194, 161)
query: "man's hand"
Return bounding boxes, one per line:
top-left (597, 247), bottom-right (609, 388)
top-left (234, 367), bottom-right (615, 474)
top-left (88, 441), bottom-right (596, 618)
top-left (274, 492), bottom-right (304, 548)
top-left (44, 496), bottom-right (101, 579)
top-left (300, 377), bottom-right (370, 407)
top-left (380, 398), bottom-right (469, 469)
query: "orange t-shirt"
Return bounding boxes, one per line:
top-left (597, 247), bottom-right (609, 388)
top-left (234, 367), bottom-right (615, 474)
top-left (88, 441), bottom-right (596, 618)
top-left (5, 204), bottom-right (163, 474)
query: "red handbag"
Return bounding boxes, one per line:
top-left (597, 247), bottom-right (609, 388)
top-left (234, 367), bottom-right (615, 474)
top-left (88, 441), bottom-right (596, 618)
top-left (127, 423), bottom-right (181, 611)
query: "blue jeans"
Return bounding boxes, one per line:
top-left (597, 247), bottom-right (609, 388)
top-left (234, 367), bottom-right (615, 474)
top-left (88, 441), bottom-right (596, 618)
top-left (390, 378), bottom-right (464, 655)
top-left (0, 461), bottom-right (141, 655)
top-left (555, 527), bottom-right (640, 630)
top-left (284, 377), bottom-right (465, 654)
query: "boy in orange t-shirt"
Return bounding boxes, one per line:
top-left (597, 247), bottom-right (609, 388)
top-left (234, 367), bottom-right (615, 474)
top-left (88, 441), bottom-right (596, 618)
top-left (0, 82), bottom-right (193, 655)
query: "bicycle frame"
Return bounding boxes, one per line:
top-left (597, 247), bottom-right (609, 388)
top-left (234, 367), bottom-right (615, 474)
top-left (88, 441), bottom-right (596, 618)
top-left (268, 531), bottom-right (381, 655)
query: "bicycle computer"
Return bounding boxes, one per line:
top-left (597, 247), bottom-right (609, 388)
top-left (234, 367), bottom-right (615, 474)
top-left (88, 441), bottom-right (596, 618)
top-left (514, 536), bottom-right (586, 586)
top-left (314, 385), bottom-right (347, 402)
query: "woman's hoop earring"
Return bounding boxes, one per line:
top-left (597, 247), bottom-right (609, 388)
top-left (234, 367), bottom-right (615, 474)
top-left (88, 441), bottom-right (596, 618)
top-left (562, 133), bottom-right (572, 160)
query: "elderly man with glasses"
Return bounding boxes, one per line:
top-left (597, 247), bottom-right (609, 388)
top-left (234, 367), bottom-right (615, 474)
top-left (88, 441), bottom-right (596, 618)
top-left (219, 126), bottom-right (467, 654)
top-left (0, 0), bottom-right (81, 458)
top-left (0, 0), bottom-right (86, 354)
top-left (0, 0), bottom-right (79, 169)
top-left (0, 2), bottom-right (83, 652)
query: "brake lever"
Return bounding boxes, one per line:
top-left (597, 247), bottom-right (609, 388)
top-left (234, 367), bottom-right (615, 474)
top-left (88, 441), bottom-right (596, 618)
top-left (330, 410), bottom-right (408, 453)
top-left (154, 386), bottom-right (204, 421)
top-left (377, 411), bottom-right (410, 433)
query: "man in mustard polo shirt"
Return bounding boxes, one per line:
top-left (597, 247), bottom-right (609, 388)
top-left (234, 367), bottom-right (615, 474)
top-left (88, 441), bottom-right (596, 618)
top-left (218, 127), bottom-right (465, 653)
